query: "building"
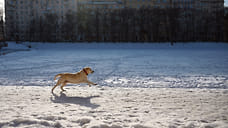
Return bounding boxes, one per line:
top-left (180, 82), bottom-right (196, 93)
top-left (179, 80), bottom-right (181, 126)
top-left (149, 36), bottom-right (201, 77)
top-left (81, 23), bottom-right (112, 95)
top-left (225, 6), bottom-right (228, 16)
top-left (172, 0), bottom-right (195, 9)
top-left (125, 0), bottom-right (169, 9)
top-left (0, 2), bottom-right (6, 49)
top-left (0, 2), bottom-right (4, 42)
top-left (167, 0), bottom-right (224, 42)
top-left (4, 0), bottom-right (225, 42)
top-left (78, 0), bottom-right (123, 10)
top-left (224, 7), bottom-right (228, 42)
top-left (5, 0), bottom-right (78, 41)
top-left (78, 0), bottom-right (169, 10)
top-left (194, 0), bottom-right (224, 41)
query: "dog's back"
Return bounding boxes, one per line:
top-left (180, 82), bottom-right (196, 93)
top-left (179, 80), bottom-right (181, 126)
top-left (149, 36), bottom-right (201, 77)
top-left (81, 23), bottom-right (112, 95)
top-left (54, 73), bottom-right (63, 80)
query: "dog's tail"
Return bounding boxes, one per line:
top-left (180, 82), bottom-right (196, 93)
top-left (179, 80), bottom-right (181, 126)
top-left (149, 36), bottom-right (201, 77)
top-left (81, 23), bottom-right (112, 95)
top-left (54, 73), bottom-right (63, 80)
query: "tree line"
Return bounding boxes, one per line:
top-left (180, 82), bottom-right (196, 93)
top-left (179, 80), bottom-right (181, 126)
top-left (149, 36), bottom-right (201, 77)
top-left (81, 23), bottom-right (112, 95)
top-left (24, 7), bottom-right (224, 42)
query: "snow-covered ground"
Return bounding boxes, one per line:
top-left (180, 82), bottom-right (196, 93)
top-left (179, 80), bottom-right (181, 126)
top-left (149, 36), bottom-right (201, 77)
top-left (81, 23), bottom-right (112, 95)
top-left (0, 42), bottom-right (228, 128)
top-left (0, 86), bottom-right (228, 128)
top-left (1, 42), bottom-right (228, 88)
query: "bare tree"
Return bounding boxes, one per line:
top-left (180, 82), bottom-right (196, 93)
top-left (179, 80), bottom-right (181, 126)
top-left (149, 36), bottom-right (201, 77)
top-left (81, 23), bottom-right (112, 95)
top-left (62, 11), bottom-right (77, 41)
top-left (43, 13), bottom-right (58, 42)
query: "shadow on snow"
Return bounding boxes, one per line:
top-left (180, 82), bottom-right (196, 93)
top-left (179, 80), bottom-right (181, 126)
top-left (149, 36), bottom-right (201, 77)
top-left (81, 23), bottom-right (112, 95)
top-left (50, 91), bottom-right (100, 109)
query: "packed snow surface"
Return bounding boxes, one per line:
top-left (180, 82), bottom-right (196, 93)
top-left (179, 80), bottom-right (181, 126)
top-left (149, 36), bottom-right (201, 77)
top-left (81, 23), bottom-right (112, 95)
top-left (0, 86), bottom-right (228, 128)
top-left (1, 42), bottom-right (228, 88)
top-left (1, 42), bottom-right (228, 128)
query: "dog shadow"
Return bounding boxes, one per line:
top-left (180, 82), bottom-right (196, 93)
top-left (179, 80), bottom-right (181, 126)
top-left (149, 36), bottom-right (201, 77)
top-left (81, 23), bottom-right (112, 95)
top-left (51, 91), bottom-right (100, 109)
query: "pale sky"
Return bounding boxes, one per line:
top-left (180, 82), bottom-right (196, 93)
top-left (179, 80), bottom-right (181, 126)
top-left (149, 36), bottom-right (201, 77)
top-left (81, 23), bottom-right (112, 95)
top-left (225, 0), bottom-right (228, 6)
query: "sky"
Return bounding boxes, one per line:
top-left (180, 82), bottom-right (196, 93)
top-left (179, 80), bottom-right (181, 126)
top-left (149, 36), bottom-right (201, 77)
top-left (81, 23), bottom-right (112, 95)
top-left (225, 0), bottom-right (228, 6)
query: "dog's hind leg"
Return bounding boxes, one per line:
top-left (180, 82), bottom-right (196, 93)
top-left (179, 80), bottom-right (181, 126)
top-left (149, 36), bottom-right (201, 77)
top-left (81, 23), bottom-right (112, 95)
top-left (60, 81), bottom-right (67, 91)
top-left (52, 81), bottom-right (61, 93)
top-left (52, 84), bottom-right (58, 93)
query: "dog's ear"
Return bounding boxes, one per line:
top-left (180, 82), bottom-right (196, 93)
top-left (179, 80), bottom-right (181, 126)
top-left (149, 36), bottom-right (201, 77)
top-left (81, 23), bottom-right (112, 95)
top-left (84, 67), bottom-right (91, 70)
top-left (83, 67), bottom-right (93, 74)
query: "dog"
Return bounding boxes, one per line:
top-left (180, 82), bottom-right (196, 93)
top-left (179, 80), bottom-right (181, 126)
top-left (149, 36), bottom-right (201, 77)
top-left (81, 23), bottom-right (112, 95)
top-left (51, 67), bottom-right (97, 92)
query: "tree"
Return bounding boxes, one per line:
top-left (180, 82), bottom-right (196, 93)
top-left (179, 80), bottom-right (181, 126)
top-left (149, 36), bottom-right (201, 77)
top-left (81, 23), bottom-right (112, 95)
top-left (166, 7), bottom-right (180, 43)
top-left (77, 9), bottom-right (90, 41)
top-left (43, 13), bottom-right (58, 42)
top-left (62, 11), bottom-right (77, 41)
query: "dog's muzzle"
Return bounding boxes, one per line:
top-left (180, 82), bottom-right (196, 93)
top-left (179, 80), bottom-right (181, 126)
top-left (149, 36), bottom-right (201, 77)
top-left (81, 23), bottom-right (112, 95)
top-left (91, 71), bottom-right (94, 73)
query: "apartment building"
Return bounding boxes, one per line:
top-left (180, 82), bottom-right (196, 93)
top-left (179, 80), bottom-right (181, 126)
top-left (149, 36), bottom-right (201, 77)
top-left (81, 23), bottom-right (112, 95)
top-left (225, 6), bottom-right (228, 15)
top-left (0, 2), bottom-right (3, 15)
top-left (225, 7), bottom-right (228, 42)
top-left (78, 0), bottom-right (169, 10)
top-left (125, 0), bottom-right (169, 9)
top-left (0, 2), bottom-right (3, 41)
top-left (5, 0), bottom-right (78, 41)
top-left (195, 0), bottom-right (224, 41)
top-left (172, 0), bottom-right (195, 9)
top-left (4, 0), bottom-right (225, 42)
top-left (78, 0), bottom-right (124, 10)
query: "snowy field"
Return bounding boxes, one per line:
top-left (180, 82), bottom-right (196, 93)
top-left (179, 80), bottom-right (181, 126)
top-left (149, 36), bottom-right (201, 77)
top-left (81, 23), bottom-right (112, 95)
top-left (0, 86), bottom-right (228, 128)
top-left (0, 42), bottom-right (228, 128)
top-left (1, 42), bottom-right (228, 88)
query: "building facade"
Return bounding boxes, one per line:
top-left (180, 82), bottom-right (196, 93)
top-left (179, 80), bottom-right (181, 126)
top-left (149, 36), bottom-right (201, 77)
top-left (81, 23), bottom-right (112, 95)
top-left (4, 0), bottom-right (224, 42)
top-left (0, 2), bottom-right (4, 41)
top-left (224, 7), bottom-right (228, 42)
top-left (5, 0), bottom-right (78, 41)
top-left (78, 0), bottom-right (123, 10)
top-left (125, 0), bottom-right (169, 9)
top-left (195, 0), bottom-right (224, 41)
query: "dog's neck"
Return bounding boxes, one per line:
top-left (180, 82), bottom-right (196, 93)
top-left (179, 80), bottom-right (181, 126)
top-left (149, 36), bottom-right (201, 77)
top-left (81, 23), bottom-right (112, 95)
top-left (83, 69), bottom-right (88, 76)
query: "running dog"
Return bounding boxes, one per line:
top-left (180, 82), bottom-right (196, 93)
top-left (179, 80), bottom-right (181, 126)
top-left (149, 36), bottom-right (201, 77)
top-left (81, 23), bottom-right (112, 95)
top-left (52, 67), bottom-right (97, 92)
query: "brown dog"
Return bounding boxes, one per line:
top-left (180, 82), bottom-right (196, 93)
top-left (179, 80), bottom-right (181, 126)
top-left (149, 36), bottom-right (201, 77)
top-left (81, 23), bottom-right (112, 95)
top-left (51, 67), bottom-right (97, 92)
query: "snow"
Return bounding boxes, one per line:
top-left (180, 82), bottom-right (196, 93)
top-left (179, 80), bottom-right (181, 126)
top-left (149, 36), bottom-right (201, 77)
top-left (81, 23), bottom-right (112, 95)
top-left (0, 42), bottom-right (30, 55)
top-left (0, 42), bottom-right (228, 127)
top-left (0, 86), bottom-right (228, 128)
top-left (0, 42), bottom-right (228, 88)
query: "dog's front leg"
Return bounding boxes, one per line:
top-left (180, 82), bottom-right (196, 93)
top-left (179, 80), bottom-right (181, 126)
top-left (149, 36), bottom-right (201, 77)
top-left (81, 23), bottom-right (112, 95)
top-left (85, 80), bottom-right (97, 87)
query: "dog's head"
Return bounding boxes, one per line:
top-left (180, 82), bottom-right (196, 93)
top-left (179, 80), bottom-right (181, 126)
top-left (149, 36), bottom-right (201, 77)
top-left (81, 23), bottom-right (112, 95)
top-left (83, 67), bottom-right (94, 75)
